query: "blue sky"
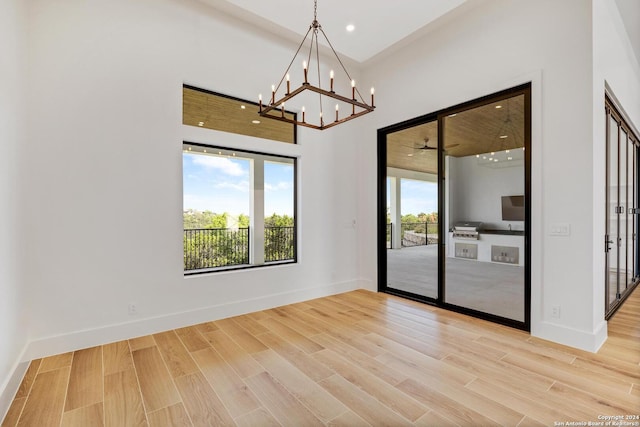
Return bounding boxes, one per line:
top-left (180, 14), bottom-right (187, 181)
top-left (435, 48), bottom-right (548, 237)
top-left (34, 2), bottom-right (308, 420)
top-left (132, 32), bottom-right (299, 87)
top-left (387, 178), bottom-right (438, 215)
top-left (183, 152), bottom-right (294, 216)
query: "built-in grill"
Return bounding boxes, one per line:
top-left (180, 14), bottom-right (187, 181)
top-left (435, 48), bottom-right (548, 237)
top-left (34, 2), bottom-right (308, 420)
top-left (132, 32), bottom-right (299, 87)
top-left (452, 221), bottom-right (483, 240)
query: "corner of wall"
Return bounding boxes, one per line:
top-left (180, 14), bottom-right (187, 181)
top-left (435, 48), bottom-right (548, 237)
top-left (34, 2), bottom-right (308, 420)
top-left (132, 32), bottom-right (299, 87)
top-left (532, 319), bottom-right (607, 352)
top-left (0, 345), bottom-right (30, 424)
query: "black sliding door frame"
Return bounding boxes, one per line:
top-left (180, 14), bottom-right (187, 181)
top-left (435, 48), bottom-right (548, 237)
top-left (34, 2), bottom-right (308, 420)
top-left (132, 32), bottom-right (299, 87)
top-left (378, 83), bottom-right (532, 331)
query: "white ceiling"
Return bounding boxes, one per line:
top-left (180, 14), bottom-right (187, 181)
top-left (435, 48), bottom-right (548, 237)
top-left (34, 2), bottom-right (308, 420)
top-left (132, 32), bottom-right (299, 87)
top-left (204, 0), bottom-right (468, 63)
top-left (203, 0), bottom-right (639, 66)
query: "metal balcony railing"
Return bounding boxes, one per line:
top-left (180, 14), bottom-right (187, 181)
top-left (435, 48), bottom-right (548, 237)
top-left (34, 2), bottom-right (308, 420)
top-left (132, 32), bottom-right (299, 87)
top-left (184, 226), bottom-right (295, 271)
top-left (400, 222), bottom-right (438, 247)
top-left (184, 228), bottom-right (250, 271)
top-left (265, 226), bottom-right (295, 262)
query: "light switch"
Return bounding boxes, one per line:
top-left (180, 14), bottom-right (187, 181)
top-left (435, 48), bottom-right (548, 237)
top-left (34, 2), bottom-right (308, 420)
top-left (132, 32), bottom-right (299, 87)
top-left (550, 223), bottom-right (570, 236)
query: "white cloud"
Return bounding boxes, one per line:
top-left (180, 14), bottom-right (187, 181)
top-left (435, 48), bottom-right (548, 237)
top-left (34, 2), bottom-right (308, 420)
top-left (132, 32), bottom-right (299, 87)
top-left (265, 181), bottom-right (292, 192)
top-left (192, 156), bottom-right (247, 177)
top-left (214, 180), bottom-right (250, 192)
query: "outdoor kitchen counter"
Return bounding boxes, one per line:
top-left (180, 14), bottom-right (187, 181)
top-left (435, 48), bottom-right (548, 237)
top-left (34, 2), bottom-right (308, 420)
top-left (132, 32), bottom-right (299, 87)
top-left (482, 229), bottom-right (525, 236)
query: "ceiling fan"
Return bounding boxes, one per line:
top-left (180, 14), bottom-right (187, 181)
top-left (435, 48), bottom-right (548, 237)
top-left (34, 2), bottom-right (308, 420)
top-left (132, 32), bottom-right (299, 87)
top-left (411, 137), bottom-right (460, 152)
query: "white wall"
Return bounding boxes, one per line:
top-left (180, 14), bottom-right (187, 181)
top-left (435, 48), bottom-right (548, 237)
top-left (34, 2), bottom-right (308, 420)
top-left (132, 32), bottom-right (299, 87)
top-left (0, 0), bottom-right (29, 418)
top-left (21, 0), bottom-right (363, 358)
top-left (359, 0), bottom-right (606, 350)
top-left (449, 156), bottom-right (525, 230)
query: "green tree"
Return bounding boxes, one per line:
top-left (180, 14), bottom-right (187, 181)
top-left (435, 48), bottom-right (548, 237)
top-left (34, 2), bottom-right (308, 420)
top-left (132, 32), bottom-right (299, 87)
top-left (264, 214), bottom-right (295, 262)
top-left (238, 214), bottom-right (250, 228)
top-left (265, 213), bottom-right (294, 227)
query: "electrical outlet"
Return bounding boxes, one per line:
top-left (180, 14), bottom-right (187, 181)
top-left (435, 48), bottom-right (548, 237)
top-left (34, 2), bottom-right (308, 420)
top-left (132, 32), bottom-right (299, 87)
top-left (551, 305), bottom-right (561, 318)
top-left (128, 303), bottom-right (137, 315)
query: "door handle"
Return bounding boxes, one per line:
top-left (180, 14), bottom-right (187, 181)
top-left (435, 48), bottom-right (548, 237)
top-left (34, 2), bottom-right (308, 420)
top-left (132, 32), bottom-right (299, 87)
top-left (605, 239), bottom-right (613, 252)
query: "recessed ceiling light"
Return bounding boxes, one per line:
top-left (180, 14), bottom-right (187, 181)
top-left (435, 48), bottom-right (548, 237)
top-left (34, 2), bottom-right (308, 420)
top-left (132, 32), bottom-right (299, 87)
top-left (494, 159), bottom-right (499, 162)
top-left (407, 153), bottom-right (413, 157)
top-left (448, 113), bottom-right (457, 118)
top-left (476, 154), bottom-right (480, 158)
top-left (508, 157), bottom-right (513, 160)
top-left (499, 135), bottom-right (508, 139)
top-left (240, 105), bottom-right (246, 109)
top-left (491, 152), bottom-right (495, 155)
top-left (252, 120), bottom-right (261, 124)
top-left (495, 105), bottom-right (502, 109)
top-left (198, 121), bottom-right (204, 126)
top-left (346, 24), bottom-right (355, 32)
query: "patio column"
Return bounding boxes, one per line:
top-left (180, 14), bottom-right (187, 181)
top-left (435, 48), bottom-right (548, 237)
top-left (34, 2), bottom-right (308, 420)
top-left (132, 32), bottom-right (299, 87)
top-left (250, 158), bottom-right (265, 265)
top-left (389, 176), bottom-right (402, 249)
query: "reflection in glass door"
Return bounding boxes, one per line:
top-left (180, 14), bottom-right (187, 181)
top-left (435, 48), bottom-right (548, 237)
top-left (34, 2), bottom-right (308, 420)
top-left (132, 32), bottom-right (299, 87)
top-left (385, 120), bottom-right (439, 299)
top-left (605, 97), bottom-right (639, 318)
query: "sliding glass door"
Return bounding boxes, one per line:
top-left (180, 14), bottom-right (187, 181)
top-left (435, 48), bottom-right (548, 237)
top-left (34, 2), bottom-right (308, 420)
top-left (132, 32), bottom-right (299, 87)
top-left (378, 84), bottom-right (531, 330)
top-left (384, 119), bottom-right (439, 299)
top-left (442, 92), bottom-right (528, 323)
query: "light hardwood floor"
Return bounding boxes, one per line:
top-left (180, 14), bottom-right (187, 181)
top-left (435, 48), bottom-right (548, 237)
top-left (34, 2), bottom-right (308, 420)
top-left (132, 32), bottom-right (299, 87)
top-left (3, 288), bottom-right (639, 426)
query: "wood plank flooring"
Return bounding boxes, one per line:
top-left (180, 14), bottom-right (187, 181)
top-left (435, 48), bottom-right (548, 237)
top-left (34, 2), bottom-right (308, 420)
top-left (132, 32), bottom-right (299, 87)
top-left (3, 288), bottom-right (639, 426)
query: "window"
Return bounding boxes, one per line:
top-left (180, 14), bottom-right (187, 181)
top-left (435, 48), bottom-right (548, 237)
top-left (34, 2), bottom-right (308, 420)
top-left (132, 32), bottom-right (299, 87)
top-left (183, 143), bottom-right (296, 273)
top-left (183, 85), bottom-right (297, 144)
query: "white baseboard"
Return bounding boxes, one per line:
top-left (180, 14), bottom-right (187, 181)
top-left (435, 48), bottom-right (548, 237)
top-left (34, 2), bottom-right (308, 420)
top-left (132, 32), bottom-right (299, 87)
top-left (24, 280), bottom-right (362, 362)
top-left (532, 319), bottom-right (608, 352)
top-left (0, 345), bottom-right (29, 424)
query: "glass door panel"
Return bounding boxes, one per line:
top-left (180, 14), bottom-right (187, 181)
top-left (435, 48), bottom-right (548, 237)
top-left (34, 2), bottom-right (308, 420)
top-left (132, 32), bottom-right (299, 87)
top-left (443, 94), bottom-right (526, 322)
top-left (620, 129), bottom-right (628, 293)
top-left (625, 131), bottom-right (634, 291)
top-left (385, 120), bottom-right (439, 299)
top-left (607, 115), bottom-right (620, 310)
top-left (631, 138), bottom-right (637, 281)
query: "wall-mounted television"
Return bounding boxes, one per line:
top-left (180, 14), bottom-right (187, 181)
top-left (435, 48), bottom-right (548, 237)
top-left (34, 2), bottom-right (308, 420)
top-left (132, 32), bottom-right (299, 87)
top-left (501, 195), bottom-right (525, 221)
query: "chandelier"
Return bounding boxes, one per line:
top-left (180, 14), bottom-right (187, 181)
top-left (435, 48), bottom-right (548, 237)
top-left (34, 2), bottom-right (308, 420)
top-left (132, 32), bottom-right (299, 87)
top-left (258, 0), bottom-right (375, 130)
